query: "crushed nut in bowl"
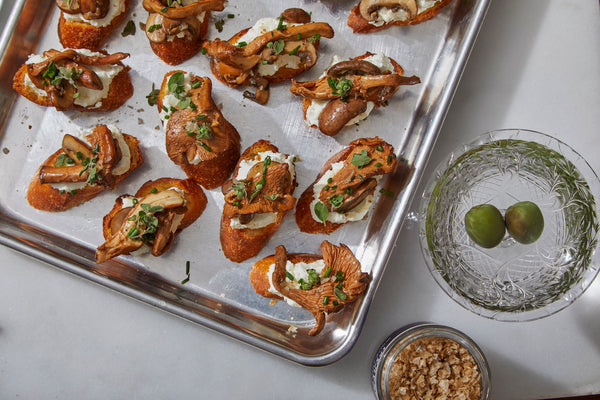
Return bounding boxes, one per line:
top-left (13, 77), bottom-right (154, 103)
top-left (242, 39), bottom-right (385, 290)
top-left (371, 323), bottom-right (490, 400)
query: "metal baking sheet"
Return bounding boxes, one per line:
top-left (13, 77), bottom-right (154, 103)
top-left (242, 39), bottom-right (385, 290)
top-left (0, 0), bottom-right (489, 365)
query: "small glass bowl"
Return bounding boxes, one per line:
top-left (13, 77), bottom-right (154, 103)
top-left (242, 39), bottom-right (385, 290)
top-left (419, 129), bottom-right (600, 321)
top-left (371, 323), bottom-right (490, 400)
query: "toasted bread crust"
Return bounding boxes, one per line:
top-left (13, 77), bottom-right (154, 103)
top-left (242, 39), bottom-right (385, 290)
top-left (147, 14), bottom-right (210, 65)
top-left (347, 0), bottom-right (454, 33)
top-left (57, 0), bottom-right (130, 50)
top-left (249, 253), bottom-right (322, 298)
top-left (13, 63), bottom-right (133, 112)
top-left (102, 177), bottom-right (207, 241)
top-left (295, 137), bottom-right (396, 234)
top-left (220, 140), bottom-right (296, 263)
top-left (26, 133), bottom-right (143, 212)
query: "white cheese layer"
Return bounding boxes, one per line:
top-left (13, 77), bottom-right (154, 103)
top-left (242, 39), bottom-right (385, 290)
top-left (257, 54), bottom-right (301, 77)
top-left (230, 151), bottom-right (296, 230)
top-left (235, 17), bottom-right (302, 77)
top-left (267, 259), bottom-right (326, 307)
top-left (230, 212), bottom-right (278, 230)
top-left (369, 0), bottom-right (442, 27)
top-left (305, 54), bottom-right (394, 127)
top-left (24, 50), bottom-right (123, 108)
top-left (309, 161), bottom-right (377, 224)
top-left (50, 125), bottom-right (131, 192)
top-left (235, 17), bottom-right (299, 46)
top-left (160, 72), bottom-right (195, 121)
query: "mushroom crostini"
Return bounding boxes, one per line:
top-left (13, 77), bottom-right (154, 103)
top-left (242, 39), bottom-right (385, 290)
top-left (13, 48), bottom-right (133, 112)
top-left (157, 71), bottom-right (241, 189)
top-left (347, 0), bottom-right (454, 33)
top-left (250, 241), bottom-right (370, 336)
top-left (143, 0), bottom-right (227, 65)
top-left (27, 125), bottom-right (143, 212)
top-left (296, 137), bottom-right (404, 234)
top-left (96, 177), bottom-right (207, 263)
top-left (220, 140), bottom-right (297, 262)
top-left (56, 0), bottom-right (130, 50)
top-left (202, 8), bottom-right (334, 105)
top-left (290, 52), bottom-right (420, 137)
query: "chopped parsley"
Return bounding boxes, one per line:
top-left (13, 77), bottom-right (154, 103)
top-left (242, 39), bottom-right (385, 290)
top-left (266, 39), bottom-right (285, 54)
top-left (327, 77), bottom-right (352, 101)
top-left (380, 188), bottom-right (395, 198)
top-left (147, 24), bottom-right (162, 33)
top-left (276, 15), bottom-right (287, 31)
top-left (351, 150), bottom-right (372, 168)
top-left (121, 20), bottom-right (136, 36)
top-left (215, 19), bottom-right (224, 32)
top-left (289, 45), bottom-right (301, 56)
top-left (181, 261), bottom-right (191, 285)
top-left (314, 201), bottom-right (328, 224)
top-left (146, 84), bottom-right (159, 106)
top-left (231, 181), bottom-right (247, 199)
top-left (308, 33), bottom-right (321, 43)
top-left (126, 203), bottom-right (164, 243)
top-left (329, 194), bottom-right (344, 209)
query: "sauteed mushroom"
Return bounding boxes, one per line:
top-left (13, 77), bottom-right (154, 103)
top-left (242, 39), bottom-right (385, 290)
top-left (358, 0), bottom-right (418, 21)
top-left (202, 9), bottom-right (334, 104)
top-left (56, 0), bottom-right (111, 19)
top-left (25, 49), bottom-right (129, 111)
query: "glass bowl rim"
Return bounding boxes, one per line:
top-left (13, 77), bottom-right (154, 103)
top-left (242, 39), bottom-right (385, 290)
top-left (418, 128), bottom-right (600, 321)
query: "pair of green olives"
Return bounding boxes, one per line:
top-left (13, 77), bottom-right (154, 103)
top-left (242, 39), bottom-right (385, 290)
top-left (464, 201), bottom-right (544, 248)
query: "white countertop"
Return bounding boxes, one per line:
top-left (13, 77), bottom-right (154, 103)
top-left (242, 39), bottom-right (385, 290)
top-left (1, 0), bottom-right (599, 398)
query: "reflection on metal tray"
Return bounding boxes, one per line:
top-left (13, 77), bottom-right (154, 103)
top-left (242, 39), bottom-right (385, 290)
top-left (0, 0), bottom-right (489, 365)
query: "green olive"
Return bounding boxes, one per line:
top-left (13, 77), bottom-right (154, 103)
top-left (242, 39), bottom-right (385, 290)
top-left (505, 201), bottom-right (544, 244)
top-left (464, 204), bottom-right (506, 248)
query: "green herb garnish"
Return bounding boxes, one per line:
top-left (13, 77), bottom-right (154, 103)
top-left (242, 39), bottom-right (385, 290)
top-left (351, 150), bottom-right (371, 168)
top-left (329, 194), bottom-right (344, 209)
top-left (314, 201), bottom-right (328, 224)
top-left (121, 20), bottom-right (136, 37)
top-left (327, 77), bottom-right (352, 101)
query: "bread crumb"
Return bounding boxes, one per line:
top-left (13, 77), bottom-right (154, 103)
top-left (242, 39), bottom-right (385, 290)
top-left (388, 337), bottom-right (481, 400)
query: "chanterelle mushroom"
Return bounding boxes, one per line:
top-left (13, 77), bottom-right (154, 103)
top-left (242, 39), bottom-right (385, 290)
top-left (26, 49), bottom-right (129, 111)
top-left (56, 0), bottom-right (111, 19)
top-left (39, 125), bottom-right (122, 188)
top-left (290, 53), bottom-right (420, 136)
top-left (359, 0), bottom-right (418, 21)
top-left (202, 8), bottom-right (334, 104)
top-left (95, 189), bottom-right (185, 262)
top-left (270, 242), bottom-right (370, 336)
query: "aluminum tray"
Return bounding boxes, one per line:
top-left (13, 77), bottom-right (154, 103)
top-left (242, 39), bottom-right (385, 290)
top-left (0, 0), bottom-right (489, 365)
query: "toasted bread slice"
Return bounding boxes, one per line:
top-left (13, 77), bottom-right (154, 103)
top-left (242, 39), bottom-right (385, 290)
top-left (97, 177), bottom-right (207, 263)
top-left (26, 126), bottom-right (143, 212)
top-left (250, 241), bottom-right (370, 336)
top-left (13, 49), bottom-right (133, 112)
top-left (220, 140), bottom-right (297, 263)
top-left (295, 137), bottom-right (397, 234)
top-left (57, 0), bottom-right (130, 50)
top-left (347, 0), bottom-right (454, 33)
top-left (293, 52), bottom-right (419, 136)
top-left (158, 71), bottom-right (241, 189)
top-left (143, 0), bottom-right (226, 65)
top-left (203, 8), bottom-right (334, 104)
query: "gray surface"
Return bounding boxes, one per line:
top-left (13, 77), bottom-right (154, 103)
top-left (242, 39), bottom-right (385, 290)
top-left (0, 0), bottom-right (599, 399)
